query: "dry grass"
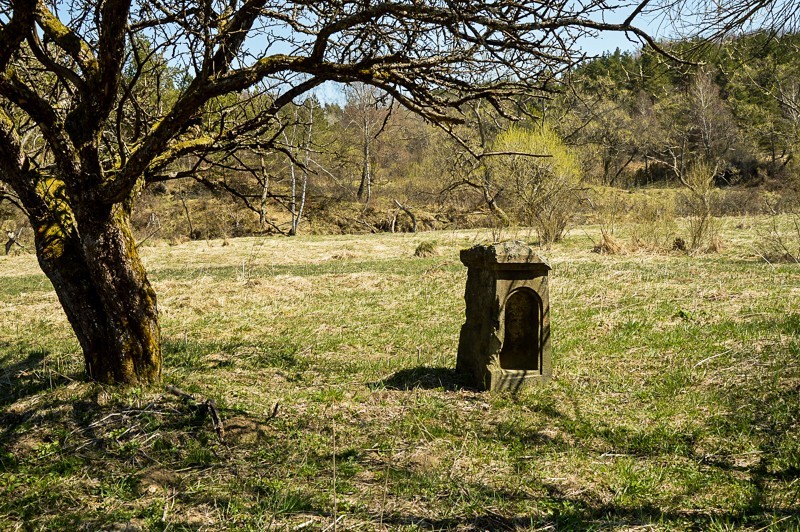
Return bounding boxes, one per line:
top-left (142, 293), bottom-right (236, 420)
top-left (592, 233), bottom-right (625, 255)
top-left (1, 217), bottom-right (799, 530)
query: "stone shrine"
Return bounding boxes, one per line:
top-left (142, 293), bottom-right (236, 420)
top-left (456, 241), bottom-right (551, 391)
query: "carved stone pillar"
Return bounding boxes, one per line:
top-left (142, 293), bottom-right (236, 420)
top-left (457, 241), bottom-right (552, 391)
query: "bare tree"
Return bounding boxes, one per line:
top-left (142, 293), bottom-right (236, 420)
top-left (284, 99), bottom-right (315, 236)
top-left (0, 0), bottom-right (661, 384)
top-left (659, 0), bottom-right (800, 41)
top-left (342, 83), bottom-right (391, 204)
top-left (439, 102), bottom-right (512, 225)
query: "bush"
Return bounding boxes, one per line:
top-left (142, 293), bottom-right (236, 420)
top-left (760, 193), bottom-right (800, 263)
top-left (680, 161), bottom-right (720, 251)
top-left (490, 125), bottom-right (582, 245)
top-left (712, 188), bottom-right (767, 216)
top-left (589, 187), bottom-right (632, 253)
top-left (629, 194), bottom-right (679, 251)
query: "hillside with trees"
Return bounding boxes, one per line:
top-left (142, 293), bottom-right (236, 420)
top-left (7, 32), bottom-right (791, 249)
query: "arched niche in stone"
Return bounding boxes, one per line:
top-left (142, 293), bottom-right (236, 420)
top-left (499, 288), bottom-right (542, 371)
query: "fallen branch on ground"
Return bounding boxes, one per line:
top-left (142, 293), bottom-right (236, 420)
top-left (166, 385), bottom-right (226, 444)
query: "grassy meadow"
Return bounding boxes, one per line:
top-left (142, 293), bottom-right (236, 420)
top-left (0, 216), bottom-right (799, 530)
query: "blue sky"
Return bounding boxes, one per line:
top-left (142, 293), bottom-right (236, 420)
top-left (580, 29), bottom-right (648, 55)
top-left (577, 6), bottom-right (668, 56)
top-left (314, 25), bottom-right (658, 105)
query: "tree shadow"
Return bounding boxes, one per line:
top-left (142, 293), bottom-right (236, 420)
top-left (378, 502), bottom-right (800, 530)
top-left (0, 348), bottom-right (47, 373)
top-left (0, 349), bottom-right (66, 408)
top-left (372, 461), bottom-right (800, 530)
top-left (0, 350), bottom-right (88, 449)
top-left (465, 311), bottom-right (800, 525)
top-left (377, 366), bottom-right (474, 391)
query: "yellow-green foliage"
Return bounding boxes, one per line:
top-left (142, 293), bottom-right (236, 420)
top-left (493, 125), bottom-right (581, 185)
top-left (490, 125), bottom-right (582, 243)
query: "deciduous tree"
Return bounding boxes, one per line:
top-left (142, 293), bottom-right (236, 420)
top-left (491, 125), bottom-right (582, 243)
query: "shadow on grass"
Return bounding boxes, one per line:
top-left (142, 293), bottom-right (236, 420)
top-left (0, 350), bottom-right (75, 408)
top-left (377, 366), bottom-right (473, 391)
top-left (162, 336), bottom-right (308, 372)
top-left (374, 456), bottom-right (800, 529)
top-left (0, 366), bottom-right (257, 526)
top-left (378, 504), bottom-right (800, 530)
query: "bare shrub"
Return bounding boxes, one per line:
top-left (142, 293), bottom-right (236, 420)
top-left (760, 200), bottom-right (800, 263)
top-left (681, 161), bottom-right (720, 251)
top-left (590, 188), bottom-right (629, 254)
top-left (592, 233), bottom-right (624, 254)
top-left (704, 235), bottom-right (726, 253)
top-left (629, 195), bottom-right (679, 251)
top-left (714, 188), bottom-right (767, 216)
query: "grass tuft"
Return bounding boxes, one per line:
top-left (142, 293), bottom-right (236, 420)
top-left (413, 239), bottom-right (440, 257)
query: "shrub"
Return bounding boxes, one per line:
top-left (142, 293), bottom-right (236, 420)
top-left (490, 125), bottom-right (582, 245)
top-left (589, 187), bottom-right (630, 254)
top-left (760, 198), bottom-right (800, 263)
top-left (680, 160), bottom-right (720, 251)
top-left (629, 194), bottom-right (679, 251)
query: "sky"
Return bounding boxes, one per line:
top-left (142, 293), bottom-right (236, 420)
top-left (580, 29), bottom-right (650, 56)
top-left (576, 4), bottom-right (669, 56)
top-left (313, 12), bottom-right (665, 105)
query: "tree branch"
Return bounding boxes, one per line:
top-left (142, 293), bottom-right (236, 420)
top-left (0, 0), bottom-right (37, 71)
top-left (34, 0), bottom-right (97, 77)
top-left (0, 70), bottom-right (78, 178)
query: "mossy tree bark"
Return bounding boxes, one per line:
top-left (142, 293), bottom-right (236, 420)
top-left (30, 202), bottom-right (161, 384)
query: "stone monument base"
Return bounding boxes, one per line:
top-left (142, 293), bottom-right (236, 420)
top-left (487, 368), bottom-right (551, 392)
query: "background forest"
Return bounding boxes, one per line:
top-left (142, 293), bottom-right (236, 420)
top-left (2, 32), bottom-right (800, 254)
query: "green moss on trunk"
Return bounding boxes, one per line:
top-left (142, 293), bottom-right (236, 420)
top-left (31, 206), bottom-right (162, 385)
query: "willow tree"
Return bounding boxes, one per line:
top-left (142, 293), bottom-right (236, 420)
top-left (492, 125), bottom-right (582, 244)
top-left (0, 0), bottom-right (661, 384)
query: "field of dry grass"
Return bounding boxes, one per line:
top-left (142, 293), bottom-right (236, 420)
top-left (1, 216), bottom-right (799, 530)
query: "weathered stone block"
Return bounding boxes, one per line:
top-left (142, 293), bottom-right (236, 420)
top-left (456, 241), bottom-right (551, 391)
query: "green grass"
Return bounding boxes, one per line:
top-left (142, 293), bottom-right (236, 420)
top-left (0, 217), bottom-right (799, 530)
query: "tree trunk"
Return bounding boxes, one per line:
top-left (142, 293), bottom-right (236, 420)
top-left (294, 106), bottom-right (312, 235)
top-left (289, 155), bottom-right (298, 236)
top-left (259, 155), bottom-right (270, 228)
top-left (31, 208), bottom-right (161, 384)
top-left (357, 139), bottom-right (371, 202)
top-left (393, 199), bottom-right (417, 233)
